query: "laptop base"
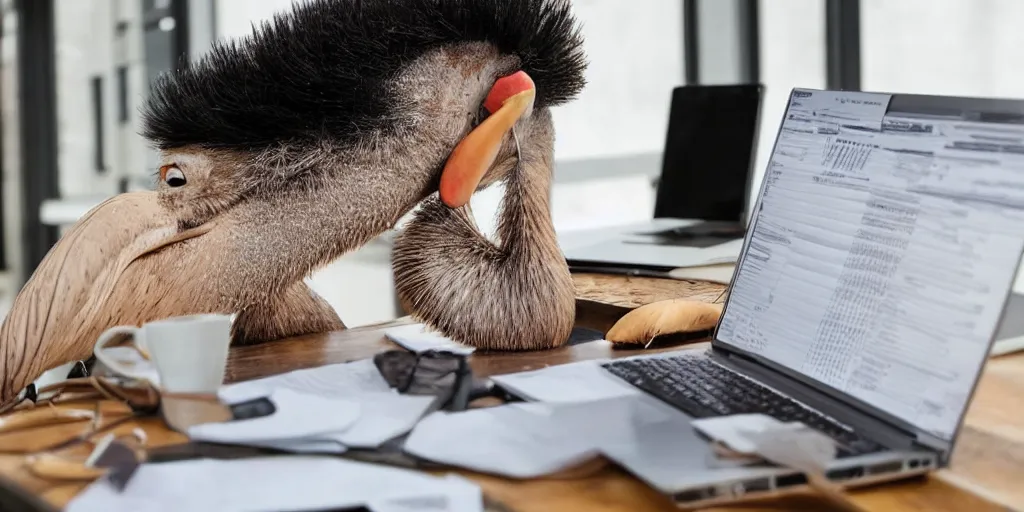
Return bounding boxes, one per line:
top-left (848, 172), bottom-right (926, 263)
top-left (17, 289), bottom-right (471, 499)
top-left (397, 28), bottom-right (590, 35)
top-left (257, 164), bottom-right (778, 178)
top-left (601, 353), bottom-right (884, 457)
top-left (597, 351), bottom-right (940, 509)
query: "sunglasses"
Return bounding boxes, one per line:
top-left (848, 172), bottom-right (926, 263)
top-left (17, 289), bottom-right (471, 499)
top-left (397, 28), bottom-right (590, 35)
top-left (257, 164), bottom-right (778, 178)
top-left (372, 350), bottom-right (517, 412)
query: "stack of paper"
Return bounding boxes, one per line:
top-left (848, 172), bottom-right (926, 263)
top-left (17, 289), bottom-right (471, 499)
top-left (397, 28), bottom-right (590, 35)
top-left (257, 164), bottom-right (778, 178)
top-left (67, 456), bottom-right (483, 512)
top-left (187, 359), bottom-right (436, 453)
top-left (490, 360), bottom-right (643, 403)
top-left (69, 358), bottom-right (489, 511)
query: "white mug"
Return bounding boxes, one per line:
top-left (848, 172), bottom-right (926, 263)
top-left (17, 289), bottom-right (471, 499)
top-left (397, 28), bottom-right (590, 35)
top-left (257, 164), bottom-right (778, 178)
top-left (93, 313), bottom-right (233, 394)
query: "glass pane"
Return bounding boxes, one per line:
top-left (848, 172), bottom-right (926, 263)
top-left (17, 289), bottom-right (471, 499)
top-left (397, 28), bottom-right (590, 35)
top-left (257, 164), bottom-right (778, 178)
top-left (862, 0), bottom-right (1024, 98)
top-left (550, 0), bottom-right (684, 161)
top-left (754, 0), bottom-right (827, 205)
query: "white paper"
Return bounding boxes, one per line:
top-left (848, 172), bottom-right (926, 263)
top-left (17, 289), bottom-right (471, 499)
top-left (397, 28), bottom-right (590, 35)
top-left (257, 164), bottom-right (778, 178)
top-left (218, 358), bottom-right (392, 404)
top-left (599, 414), bottom-right (784, 493)
top-left (992, 335), bottom-right (1024, 357)
top-left (385, 324), bottom-right (475, 355)
top-left (437, 475), bottom-right (483, 512)
top-left (187, 388), bottom-right (361, 444)
top-left (690, 413), bottom-right (786, 454)
top-left (744, 423), bottom-right (838, 473)
top-left (66, 457), bottom-right (483, 512)
top-left (789, 88), bottom-right (891, 130)
top-left (317, 391), bottom-right (436, 448)
top-left (405, 403), bottom-right (595, 478)
top-left (404, 397), bottom-right (660, 478)
top-left (491, 360), bottom-right (642, 403)
top-left (209, 359), bottom-right (434, 451)
top-left (369, 475), bottom-right (482, 512)
top-left (491, 359), bottom-right (683, 426)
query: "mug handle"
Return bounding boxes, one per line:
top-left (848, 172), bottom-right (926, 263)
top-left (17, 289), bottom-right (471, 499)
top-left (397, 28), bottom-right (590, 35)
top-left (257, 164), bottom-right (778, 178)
top-left (93, 326), bottom-right (146, 379)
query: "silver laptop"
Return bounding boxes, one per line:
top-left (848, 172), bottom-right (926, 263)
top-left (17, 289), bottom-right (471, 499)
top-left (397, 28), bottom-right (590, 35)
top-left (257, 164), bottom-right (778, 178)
top-left (563, 84), bottom-right (763, 274)
top-left (598, 88), bottom-right (1024, 507)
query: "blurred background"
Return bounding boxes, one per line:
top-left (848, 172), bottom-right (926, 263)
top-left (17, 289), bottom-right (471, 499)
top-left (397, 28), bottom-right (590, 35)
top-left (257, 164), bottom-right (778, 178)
top-left (2, 0), bottom-right (1024, 328)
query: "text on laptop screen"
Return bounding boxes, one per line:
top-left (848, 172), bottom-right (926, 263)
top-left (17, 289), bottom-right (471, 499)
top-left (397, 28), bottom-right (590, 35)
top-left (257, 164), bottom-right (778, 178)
top-left (717, 89), bottom-right (1024, 441)
top-left (654, 85), bottom-right (762, 222)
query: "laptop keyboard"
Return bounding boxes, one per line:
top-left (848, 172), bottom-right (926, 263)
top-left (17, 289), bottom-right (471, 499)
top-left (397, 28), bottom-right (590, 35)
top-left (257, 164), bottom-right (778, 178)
top-left (601, 355), bottom-right (885, 457)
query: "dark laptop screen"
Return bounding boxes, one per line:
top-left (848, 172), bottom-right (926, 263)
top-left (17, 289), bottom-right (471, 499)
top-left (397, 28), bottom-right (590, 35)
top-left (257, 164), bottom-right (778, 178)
top-left (653, 84), bottom-right (763, 222)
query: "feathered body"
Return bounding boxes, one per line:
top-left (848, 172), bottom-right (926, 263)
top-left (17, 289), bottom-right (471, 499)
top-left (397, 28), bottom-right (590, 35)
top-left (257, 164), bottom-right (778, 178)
top-left (0, 0), bottom-right (586, 402)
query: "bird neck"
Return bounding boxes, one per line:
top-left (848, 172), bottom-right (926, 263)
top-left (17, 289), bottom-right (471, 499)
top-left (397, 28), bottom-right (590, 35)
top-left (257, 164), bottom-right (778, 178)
top-left (494, 136), bottom-right (560, 261)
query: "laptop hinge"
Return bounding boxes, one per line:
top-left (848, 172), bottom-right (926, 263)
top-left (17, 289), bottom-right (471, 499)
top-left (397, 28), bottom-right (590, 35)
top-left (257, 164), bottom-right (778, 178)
top-left (913, 432), bottom-right (950, 457)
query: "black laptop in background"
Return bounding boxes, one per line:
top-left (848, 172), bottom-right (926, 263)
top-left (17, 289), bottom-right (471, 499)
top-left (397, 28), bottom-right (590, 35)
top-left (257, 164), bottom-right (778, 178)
top-left (563, 84), bottom-right (764, 272)
top-left (641, 83), bottom-right (764, 244)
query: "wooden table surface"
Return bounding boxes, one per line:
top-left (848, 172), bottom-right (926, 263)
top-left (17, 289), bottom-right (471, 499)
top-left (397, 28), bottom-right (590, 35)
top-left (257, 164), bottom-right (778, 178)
top-left (0, 277), bottom-right (1021, 512)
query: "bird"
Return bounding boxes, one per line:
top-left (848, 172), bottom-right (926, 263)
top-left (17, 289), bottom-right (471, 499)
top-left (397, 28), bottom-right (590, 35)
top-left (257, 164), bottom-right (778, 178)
top-left (0, 0), bottom-right (587, 404)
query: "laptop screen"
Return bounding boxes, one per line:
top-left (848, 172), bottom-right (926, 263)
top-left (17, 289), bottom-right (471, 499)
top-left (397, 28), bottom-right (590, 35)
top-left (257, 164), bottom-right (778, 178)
top-left (716, 89), bottom-right (1024, 442)
top-left (653, 84), bottom-right (763, 223)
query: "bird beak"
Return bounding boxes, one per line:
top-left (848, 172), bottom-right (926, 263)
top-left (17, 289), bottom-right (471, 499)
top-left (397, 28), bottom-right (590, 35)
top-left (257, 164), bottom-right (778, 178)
top-left (439, 71), bottom-right (536, 208)
top-left (0, 192), bottom-right (217, 403)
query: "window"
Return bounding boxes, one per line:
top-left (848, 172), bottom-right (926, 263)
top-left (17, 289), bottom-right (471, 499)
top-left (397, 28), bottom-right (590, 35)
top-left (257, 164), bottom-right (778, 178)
top-left (862, 0), bottom-right (1024, 99)
top-left (550, 0), bottom-right (684, 161)
top-left (754, 0), bottom-right (826, 204)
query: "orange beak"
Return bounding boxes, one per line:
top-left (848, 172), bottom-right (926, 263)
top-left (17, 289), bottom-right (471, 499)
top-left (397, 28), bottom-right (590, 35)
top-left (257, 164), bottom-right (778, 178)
top-left (438, 71), bottom-right (536, 208)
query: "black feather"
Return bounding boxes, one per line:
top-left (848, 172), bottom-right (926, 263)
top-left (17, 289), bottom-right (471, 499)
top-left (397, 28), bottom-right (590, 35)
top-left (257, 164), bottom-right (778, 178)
top-left (141, 0), bottom-right (587, 151)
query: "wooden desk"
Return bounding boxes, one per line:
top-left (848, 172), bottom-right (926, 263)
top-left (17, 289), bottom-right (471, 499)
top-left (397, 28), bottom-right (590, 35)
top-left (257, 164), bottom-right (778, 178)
top-left (0, 278), bottom-right (1021, 511)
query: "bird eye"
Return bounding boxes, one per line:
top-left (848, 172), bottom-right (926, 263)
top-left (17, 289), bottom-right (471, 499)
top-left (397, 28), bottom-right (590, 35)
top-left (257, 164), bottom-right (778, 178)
top-left (160, 165), bottom-right (187, 187)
